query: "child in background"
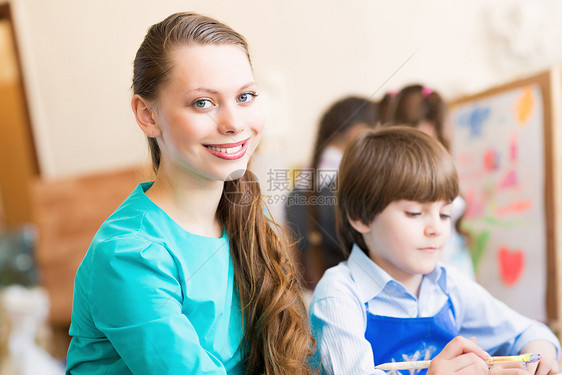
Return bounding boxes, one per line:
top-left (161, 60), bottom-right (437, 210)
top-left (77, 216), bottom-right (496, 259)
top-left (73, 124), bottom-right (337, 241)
top-left (309, 126), bottom-right (560, 375)
top-left (384, 84), bottom-right (450, 148)
top-left (376, 91), bottom-right (394, 126)
top-left (66, 12), bottom-right (315, 375)
top-left (285, 96), bottom-right (378, 289)
top-left (385, 84), bottom-right (475, 280)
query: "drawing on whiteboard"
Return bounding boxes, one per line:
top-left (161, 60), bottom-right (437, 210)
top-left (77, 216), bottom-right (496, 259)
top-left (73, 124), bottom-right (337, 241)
top-left (451, 83), bottom-right (545, 320)
top-left (498, 246), bottom-right (525, 286)
top-left (515, 86), bottom-right (534, 125)
top-left (457, 106), bottom-right (491, 138)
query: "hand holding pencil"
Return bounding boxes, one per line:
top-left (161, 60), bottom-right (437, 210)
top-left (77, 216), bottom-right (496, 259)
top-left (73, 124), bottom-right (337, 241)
top-left (374, 336), bottom-right (562, 374)
top-left (396, 337), bottom-right (490, 375)
top-left (375, 352), bottom-right (541, 371)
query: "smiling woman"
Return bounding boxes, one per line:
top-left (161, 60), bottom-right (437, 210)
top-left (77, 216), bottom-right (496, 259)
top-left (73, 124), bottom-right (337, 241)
top-left (66, 12), bottom-right (315, 375)
top-left (134, 43), bottom-right (264, 186)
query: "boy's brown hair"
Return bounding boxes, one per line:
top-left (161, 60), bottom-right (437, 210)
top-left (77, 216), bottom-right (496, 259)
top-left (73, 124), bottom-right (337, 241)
top-left (336, 125), bottom-right (459, 255)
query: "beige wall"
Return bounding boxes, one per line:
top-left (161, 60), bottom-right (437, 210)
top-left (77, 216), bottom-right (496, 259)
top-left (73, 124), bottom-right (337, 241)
top-left (6, 0), bottom-right (562, 181)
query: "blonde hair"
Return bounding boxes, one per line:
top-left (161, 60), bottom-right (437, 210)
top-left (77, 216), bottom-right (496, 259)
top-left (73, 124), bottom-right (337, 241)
top-left (336, 125), bottom-right (459, 254)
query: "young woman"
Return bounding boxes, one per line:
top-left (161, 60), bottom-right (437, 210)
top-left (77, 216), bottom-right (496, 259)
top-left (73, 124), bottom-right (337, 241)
top-left (66, 12), bottom-right (314, 375)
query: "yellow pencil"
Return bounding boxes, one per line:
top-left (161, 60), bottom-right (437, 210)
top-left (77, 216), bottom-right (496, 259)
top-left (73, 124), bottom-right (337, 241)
top-left (374, 353), bottom-right (541, 371)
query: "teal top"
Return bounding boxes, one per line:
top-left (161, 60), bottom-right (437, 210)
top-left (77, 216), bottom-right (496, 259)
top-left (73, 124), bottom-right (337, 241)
top-left (66, 182), bottom-right (245, 374)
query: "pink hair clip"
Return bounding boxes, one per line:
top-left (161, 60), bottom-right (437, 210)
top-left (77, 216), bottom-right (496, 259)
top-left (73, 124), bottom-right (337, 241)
top-left (422, 87), bottom-right (434, 97)
top-left (388, 90), bottom-right (398, 97)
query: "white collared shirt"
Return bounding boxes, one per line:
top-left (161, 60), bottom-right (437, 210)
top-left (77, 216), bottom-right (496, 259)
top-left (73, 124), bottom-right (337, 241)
top-left (309, 244), bottom-right (560, 375)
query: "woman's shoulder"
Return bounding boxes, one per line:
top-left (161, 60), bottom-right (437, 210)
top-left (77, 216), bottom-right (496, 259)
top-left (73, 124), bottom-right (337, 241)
top-left (86, 181), bottom-right (230, 267)
top-left (93, 182), bottom-right (184, 243)
top-left (87, 183), bottom-right (168, 254)
top-left (95, 202), bottom-right (152, 242)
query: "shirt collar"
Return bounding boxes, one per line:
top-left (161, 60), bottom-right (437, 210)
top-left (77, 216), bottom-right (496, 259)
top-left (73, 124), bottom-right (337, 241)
top-left (347, 244), bottom-right (449, 302)
top-left (431, 262), bottom-right (448, 292)
top-left (347, 244), bottom-right (392, 303)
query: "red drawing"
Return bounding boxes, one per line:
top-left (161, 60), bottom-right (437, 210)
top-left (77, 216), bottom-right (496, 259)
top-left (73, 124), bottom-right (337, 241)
top-left (510, 132), bottom-right (518, 161)
top-left (495, 200), bottom-right (532, 217)
top-left (464, 188), bottom-right (485, 219)
top-left (483, 149), bottom-right (500, 171)
top-left (498, 246), bottom-right (524, 286)
top-left (499, 169), bottom-right (518, 189)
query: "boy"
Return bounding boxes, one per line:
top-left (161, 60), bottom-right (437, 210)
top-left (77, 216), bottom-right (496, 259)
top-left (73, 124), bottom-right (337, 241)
top-left (309, 126), bottom-right (560, 374)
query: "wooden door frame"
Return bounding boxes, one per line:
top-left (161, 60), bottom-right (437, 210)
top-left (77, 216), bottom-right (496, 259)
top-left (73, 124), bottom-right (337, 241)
top-left (0, 2), bottom-right (40, 175)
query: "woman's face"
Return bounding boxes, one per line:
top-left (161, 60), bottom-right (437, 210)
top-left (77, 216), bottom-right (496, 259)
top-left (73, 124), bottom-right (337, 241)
top-left (151, 44), bottom-right (264, 183)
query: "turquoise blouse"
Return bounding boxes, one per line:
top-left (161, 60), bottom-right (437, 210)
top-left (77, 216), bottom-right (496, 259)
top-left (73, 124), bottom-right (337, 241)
top-left (66, 182), bottom-right (245, 374)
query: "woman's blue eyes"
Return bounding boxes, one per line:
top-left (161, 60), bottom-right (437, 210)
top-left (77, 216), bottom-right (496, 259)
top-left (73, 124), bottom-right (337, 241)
top-left (194, 99), bottom-right (212, 109)
top-left (238, 92), bottom-right (257, 103)
top-left (192, 92), bottom-right (257, 109)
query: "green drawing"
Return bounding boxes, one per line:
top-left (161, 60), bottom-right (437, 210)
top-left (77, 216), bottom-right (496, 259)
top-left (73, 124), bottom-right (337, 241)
top-left (465, 228), bottom-right (491, 274)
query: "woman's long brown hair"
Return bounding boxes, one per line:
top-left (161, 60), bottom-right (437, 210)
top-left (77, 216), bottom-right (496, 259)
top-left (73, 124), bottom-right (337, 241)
top-left (132, 12), bottom-right (315, 375)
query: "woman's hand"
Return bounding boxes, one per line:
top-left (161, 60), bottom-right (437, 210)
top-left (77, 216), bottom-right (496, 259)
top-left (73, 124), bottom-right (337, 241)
top-left (427, 336), bottom-right (490, 375)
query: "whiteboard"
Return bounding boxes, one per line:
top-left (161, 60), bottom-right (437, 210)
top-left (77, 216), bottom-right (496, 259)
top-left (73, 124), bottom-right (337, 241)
top-left (451, 84), bottom-right (546, 321)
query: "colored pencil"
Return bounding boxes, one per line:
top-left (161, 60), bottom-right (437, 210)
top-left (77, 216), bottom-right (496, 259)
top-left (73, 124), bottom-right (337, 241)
top-left (374, 353), bottom-right (541, 371)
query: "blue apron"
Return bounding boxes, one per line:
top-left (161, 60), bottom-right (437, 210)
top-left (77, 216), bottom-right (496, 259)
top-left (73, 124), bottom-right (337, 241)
top-left (364, 294), bottom-right (458, 375)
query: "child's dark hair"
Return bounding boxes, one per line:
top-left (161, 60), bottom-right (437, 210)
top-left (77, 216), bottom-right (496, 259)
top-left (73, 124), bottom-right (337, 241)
top-left (305, 96), bottom-right (378, 265)
top-left (376, 92), bottom-right (394, 126)
top-left (336, 126), bottom-right (459, 255)
top-left (384, 84), bottom-right (449, 149)
top-left (311, 96), bottom-right (378, 174)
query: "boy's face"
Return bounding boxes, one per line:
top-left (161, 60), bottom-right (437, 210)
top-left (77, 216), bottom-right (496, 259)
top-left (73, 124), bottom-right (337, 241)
top-left (350, 199), bottom-right (452, 290)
